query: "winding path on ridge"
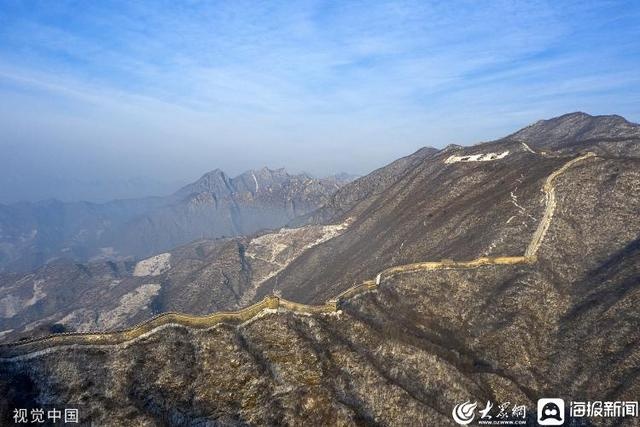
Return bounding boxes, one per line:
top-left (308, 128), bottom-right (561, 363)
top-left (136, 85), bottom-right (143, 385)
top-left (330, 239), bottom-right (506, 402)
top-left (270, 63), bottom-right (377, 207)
top-left (0, 152), bottom-right (597, 359)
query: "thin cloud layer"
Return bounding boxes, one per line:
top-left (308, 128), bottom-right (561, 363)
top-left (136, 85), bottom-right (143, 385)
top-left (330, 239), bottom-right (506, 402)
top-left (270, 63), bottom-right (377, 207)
top-left (0, 0), bottom-right (639, 202)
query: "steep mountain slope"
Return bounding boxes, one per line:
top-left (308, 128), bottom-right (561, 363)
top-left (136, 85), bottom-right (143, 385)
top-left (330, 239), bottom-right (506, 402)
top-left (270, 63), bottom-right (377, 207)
top-left (249, 113), bottom-right (640, 304)
top-left (0, 168), bottom-right (349, 273)
top-left (290, 146), bottom-right (439, 226)
top-left (0, 113), bottom-right (638, 425)
top-left (253, 141), bottom-right (556, 303)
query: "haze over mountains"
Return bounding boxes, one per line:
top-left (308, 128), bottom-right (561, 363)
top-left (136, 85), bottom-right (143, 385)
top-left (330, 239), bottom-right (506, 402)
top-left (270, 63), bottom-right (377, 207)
top-left (0, 174), bottom-right (188, 206)
top-left (0, 112), bottom-right (639, 425)
top-left (0, 168), bottom-right (353, 273)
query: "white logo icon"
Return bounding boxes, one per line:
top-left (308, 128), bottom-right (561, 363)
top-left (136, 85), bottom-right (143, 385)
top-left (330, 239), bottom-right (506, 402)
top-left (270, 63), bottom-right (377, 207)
top-left (452, 400), bottom-right (477, 425)
top-left (538, 398), bottom-right (565, 425)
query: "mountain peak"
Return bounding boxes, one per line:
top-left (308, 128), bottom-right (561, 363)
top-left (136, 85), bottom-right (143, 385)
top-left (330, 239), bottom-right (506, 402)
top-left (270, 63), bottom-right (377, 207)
top-left (252, 166), bottom-right (289, 178)
top-left (174, 169), bottom-right (231, 198)
top-left (508, 112), bottom-right (639, 150)
top-left (234, 167), bottom-right (293, 190)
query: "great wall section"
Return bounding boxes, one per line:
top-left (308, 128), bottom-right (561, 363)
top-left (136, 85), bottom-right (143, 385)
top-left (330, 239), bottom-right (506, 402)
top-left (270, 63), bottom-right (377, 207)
top-left (0, 152), bottom-right (597, 360)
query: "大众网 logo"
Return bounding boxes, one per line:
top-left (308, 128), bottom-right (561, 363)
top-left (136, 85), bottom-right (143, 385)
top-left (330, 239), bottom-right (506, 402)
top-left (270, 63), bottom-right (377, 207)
top-left (452, 400), bottom-right (477, 425)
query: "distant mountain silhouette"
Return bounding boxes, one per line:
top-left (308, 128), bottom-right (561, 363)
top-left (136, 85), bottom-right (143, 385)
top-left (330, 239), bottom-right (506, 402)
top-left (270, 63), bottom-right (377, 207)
top-left (0, 168), bottom-right (353, 272)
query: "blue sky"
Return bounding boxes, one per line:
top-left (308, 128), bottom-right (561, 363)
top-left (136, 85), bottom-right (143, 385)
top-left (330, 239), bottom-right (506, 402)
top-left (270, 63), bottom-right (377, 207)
top-left (0, 0), bottom-right (639, 202)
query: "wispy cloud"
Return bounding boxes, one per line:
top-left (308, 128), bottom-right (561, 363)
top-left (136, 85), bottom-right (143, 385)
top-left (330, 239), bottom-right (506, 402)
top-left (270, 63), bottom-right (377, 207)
top-left (0, 0), bottom-right (639, 201)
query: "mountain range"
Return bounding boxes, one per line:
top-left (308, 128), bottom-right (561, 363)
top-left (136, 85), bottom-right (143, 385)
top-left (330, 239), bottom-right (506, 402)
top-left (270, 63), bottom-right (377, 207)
top-left (0, 168), bottom-right (354, 273)
top-left (0, 112), bottom-right (639, 426)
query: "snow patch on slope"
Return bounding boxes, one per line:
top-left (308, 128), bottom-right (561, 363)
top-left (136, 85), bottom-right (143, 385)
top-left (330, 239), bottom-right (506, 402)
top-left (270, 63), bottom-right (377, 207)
top-left (59, 284), bottom-right (162, 331)
top-left (97, 284), bottom-right (161, 330)
top-left (133, 253), bottom-right (171, 277)
top-left (0, 280), bottom-right (47, 319)
top-left (240, 218), bottom-right (353, 305)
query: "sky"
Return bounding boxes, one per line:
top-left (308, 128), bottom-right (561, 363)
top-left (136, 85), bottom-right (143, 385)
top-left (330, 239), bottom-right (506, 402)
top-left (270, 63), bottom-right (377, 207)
top-left (0, 0), bottom-right (639, 202)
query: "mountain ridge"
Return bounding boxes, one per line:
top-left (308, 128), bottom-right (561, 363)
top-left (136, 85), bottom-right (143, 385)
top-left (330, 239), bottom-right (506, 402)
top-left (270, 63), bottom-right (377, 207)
top-left (503, 111), bottom-right (640, 155)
